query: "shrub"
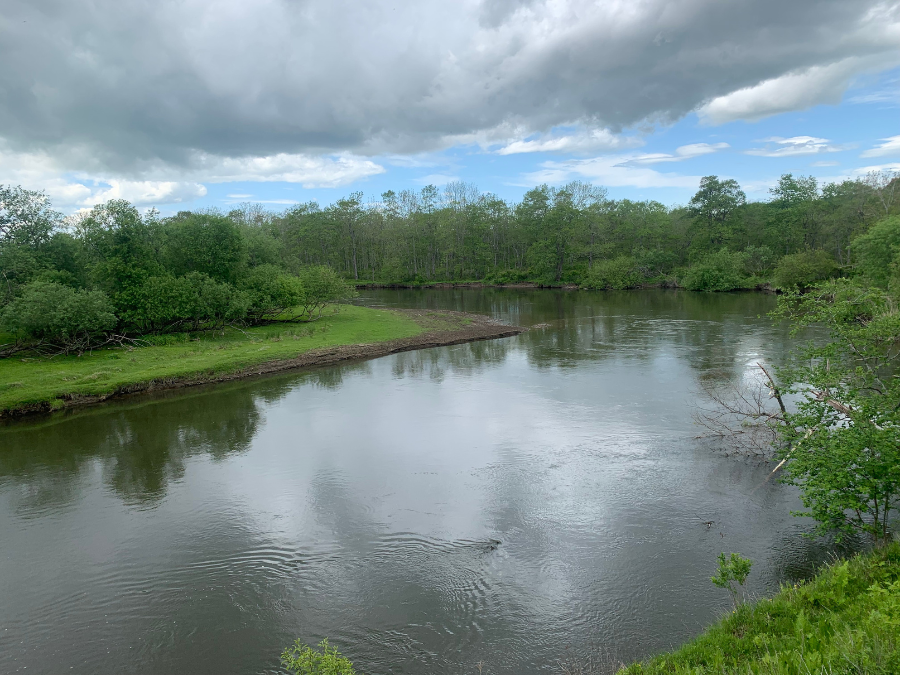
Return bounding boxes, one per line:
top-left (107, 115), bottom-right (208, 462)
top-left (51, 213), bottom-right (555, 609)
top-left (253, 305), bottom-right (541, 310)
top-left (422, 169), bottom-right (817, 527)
top-left (132, 273), bottom-right (249, 331)
top-left (681, 250), bottom-right (749, 291)
top-left (297, 265), bottom-right (357, 318)
top-left (241, 264), bottom-right (305, 320)
top-left (773, 249), bottom-right (837, 289)
top-left (711, 552), bottom-right (753, 609)
top-left (582, 256), bottom-right (643, 290)
top-left (282, 639), bottom-right (355, 675)
top-left (0, 281), bottom-right (117, 348)
top-left (853, 215), bottom-right (900, 287)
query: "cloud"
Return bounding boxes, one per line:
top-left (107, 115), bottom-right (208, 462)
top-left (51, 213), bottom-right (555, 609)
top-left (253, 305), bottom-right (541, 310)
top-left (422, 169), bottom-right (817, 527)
top-left (186, 152), bottom-right (385, 187)
top-left (226, 193), bottom-right (253, 199)
top-left (746, 136), bottom-right (847, 157)
top-left (861, 135), bottom-right (900, 157)
top-left (811, 160), bottom-right (839, 167)
top-left (623, 142), bottom-right (729, 165)
top-left (855, 162), bottom-right (900, 174)
top-left (1, 0), bottom-right (898, 175)
top-left (522, 153), bottom-right (702, 189)
top-left (0, 139), bottom-right (382, 211)
top-left (80, 181), bottom-right (207, 207)
top-left (495, 128), bottom-right (643, 155)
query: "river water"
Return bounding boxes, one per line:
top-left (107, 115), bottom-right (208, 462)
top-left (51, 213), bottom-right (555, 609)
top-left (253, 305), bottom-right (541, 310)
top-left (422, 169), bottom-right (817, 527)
top-left (0, 289), bottom-right (843, 674)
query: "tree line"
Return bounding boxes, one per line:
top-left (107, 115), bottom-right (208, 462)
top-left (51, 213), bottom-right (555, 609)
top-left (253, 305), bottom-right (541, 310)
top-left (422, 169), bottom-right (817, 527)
top-left (249, 171), bottom-right (897, 289)
top-left (1, 171), bottom-right (899, 352)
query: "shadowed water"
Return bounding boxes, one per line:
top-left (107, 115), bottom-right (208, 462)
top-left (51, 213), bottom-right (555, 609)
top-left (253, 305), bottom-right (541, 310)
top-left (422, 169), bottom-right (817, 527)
top-left (0, 290), bottom-right (846, 674)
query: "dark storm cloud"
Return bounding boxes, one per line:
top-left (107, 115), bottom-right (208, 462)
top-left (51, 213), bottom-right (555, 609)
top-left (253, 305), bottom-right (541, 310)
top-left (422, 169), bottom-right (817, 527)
top-left (1, 0), bottom-right (898, 172)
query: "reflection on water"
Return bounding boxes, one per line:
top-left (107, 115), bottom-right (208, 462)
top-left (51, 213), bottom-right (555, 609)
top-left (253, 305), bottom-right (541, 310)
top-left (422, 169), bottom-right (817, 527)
top-left (0, 290), bottom-right (844, 675)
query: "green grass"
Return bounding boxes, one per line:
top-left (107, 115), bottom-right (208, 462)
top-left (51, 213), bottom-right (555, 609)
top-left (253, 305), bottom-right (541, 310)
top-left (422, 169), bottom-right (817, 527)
top-left (620, 543), bottom-right (900, 675)
top-left (0, 305), bottom-right (453, 414)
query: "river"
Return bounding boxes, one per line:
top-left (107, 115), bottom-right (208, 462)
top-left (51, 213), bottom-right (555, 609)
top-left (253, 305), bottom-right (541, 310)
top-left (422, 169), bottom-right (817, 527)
top-left (0, 289), bottom-right (844, 674)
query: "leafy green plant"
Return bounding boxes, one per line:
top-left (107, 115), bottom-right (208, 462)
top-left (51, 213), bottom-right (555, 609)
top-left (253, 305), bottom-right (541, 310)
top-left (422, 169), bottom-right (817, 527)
top-left (0, 280), bottom-right (117, 351)
top-left (772, 280), bottom-right (900, 543)
top-left (681, 250), bottom-right (750, 291)
top-left (711, 552), bottom-right (753, 608)
top-left (581, 256), bottom-right (643, 290)
top-left (281, 639), bottom-right (356, 675)
top-left (772, 249), bottom-right (837, 289)
top-left (853, 215), bottom-right (900, 287)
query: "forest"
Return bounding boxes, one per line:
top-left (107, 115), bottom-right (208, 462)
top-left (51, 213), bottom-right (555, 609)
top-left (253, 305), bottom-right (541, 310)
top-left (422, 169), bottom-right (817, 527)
top-left (1, 171), bottom-right (899, 352)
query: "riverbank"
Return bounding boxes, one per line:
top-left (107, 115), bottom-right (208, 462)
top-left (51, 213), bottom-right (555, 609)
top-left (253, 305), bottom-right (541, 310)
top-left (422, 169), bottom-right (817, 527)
top-left (619, 542), bottom-right (900, 674)
top-left (0, 305), bottom-right (523, 418)
top-left (354, 280), bottom-right (778, 293)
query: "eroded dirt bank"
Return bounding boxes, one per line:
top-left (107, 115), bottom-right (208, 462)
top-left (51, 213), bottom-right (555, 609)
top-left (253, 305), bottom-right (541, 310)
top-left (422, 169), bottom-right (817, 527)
top-left (2, 310), bottom-right (524, 419)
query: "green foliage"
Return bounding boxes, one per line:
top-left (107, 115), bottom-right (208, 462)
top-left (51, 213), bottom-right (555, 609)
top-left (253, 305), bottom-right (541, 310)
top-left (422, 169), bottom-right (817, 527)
top-left (581, 256), bottom-right (643, 290)
top-left (133, 273), bottom-right (250, 331)
top-left (681, 250), bottom-right (750, 291)
top-left (240, 264), bottom-right (305, 320)
top-left (297, 265), bottom-right (357, 318)
top-left (853, 215), bottom-right (900, 287)
top-left (0, 281), bottom-right (116, 348)
top-left (711, 552), bottom-right (753, 608)
top-left (689, 176), bottom-right (746, 249)
top-left (621, 543), bottom-right (900, 675)
top-left (772, 280), bottom-right (900, 543)
top-left (743, 245), bottom-right (774, 276)
top-left (772, 249), bottom-right (837, 289)
top-left (281, 639), bottom-right (355, 675)
top-left (163, 212), bottom-right (248, 283)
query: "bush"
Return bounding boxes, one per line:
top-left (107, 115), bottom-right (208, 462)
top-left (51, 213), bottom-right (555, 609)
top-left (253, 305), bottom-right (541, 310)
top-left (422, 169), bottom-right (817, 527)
top-left (132, 273), bottom-right (249, 331)
top-left (241, 264), bottom-right (305, 320)
top-left (297, 266), bottom-right (357, 318)
top-left (282, 639), bottom-right (355, 675)
top-left (581, 256), bottom-right (644, 290)
top-left (681, 250), bottom-right (749, 291)
top-left (0, 281), bottom-right (117, 348)
top-left (853, 216), bottom-right (900, 287)
top-left (773, 249), bottom-right (837, 289)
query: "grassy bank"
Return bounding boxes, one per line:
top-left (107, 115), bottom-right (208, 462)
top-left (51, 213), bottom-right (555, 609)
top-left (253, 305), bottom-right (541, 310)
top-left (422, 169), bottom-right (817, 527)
top-left (620, 543), bottom-right (900, 675)
top-left (0, 305), bottom-right (480, 416)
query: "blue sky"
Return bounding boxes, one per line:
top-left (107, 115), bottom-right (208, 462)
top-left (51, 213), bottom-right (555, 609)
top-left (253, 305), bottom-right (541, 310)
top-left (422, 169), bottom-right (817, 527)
top-left (2, 0), bottom-right (899, 213)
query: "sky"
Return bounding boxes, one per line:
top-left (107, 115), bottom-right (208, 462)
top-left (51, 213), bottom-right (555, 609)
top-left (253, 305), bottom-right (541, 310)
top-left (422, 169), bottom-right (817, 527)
top-left (1, 0), bottom-right (899, 213)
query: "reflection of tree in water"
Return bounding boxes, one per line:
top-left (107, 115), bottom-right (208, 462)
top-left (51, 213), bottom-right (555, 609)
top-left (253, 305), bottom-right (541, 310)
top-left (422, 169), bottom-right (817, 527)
top-left (0, 384), bottom-right (265, 509)
top-left (388, 337), bottom-right (511, 381)
top-left (365, 288), bottom-right (788, 380)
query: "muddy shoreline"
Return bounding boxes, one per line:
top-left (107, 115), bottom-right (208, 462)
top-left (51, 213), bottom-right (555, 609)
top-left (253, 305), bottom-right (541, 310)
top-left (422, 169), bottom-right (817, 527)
top-left (1, 310), bottom-right (525, 420)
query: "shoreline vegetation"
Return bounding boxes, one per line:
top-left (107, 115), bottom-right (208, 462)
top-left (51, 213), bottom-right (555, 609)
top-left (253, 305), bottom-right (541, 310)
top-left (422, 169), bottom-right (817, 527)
top-left (0, 305), bottom-right (523, 419)
top-left (617, 542), bottom-right (900, 675)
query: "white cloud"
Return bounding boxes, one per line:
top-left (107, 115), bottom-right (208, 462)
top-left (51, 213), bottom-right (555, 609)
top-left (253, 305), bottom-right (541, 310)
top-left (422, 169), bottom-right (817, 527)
top-left (698, 55), bottom-right (900, 125)
top-left (495, 128), bottom-right (643, 155)
top-left (811, 160), bottom-right (839, 167)
top-left (860, 135), bottom-right (900, 158)
top-left (855, 162), bottom-right (900, 174)
top-left (623, 142), bottom-right (729, 165)
top-left (0, 138), bottom-right (385, 211)
top-left (80, 180), bottom-right (207, 207)
top-left (522, 153), bottom-right (702, 189)
top-left (745, 136), bottom-right (847, 157)
top-left (189, 152), bottom-right (385, 187)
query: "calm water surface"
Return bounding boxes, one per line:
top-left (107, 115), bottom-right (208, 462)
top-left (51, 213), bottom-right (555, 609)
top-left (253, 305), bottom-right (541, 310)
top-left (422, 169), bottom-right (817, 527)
top-left (0, 290), bottom-right (844, 674)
